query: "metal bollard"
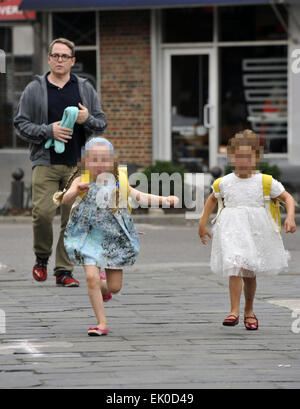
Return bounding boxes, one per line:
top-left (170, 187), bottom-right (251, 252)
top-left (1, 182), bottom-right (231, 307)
top-left (0, 49), bottom-right (6, 74)
top-left (10, 168), bottom-right (24, 210)
top-left (209, 166), bottom-right (223, 179)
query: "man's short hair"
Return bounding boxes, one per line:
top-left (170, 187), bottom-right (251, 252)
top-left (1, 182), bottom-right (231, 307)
top-left (48, 38), bottom-right (75, 57)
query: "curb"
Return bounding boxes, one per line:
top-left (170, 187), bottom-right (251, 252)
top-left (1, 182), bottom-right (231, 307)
top-left (0, 214), bottom-right (197, 225)
top-left (1, 213), bottom-right (300, 226)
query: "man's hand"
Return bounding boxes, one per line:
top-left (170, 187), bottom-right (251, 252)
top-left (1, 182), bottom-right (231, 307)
top-left (76, 103), bottom-right (89, 124)
top-left (53, 121), bottom-right (72, 143)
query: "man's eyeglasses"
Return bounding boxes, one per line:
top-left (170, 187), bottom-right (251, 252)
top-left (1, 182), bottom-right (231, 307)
top-left (49, 53), bottom-right (74, 62)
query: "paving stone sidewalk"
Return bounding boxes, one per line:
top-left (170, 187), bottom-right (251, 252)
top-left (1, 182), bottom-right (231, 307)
top-left (0, 224), bottom-right (300, 389)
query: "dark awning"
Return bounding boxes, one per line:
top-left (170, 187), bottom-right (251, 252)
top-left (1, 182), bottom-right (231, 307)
top-left (20, 0), bottom-right (289, 11)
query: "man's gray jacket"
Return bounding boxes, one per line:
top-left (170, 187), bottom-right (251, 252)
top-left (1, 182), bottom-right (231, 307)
top-left (14, 73), bottom-right (107, 168)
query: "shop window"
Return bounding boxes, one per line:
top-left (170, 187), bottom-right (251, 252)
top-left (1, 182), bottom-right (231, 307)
top-left (162, 7), bottom-right (213, 43)
top-left (52, 12), bottom-right (96, 46)
top-left (0, 25), bottom-right (35, 149)
top-left (0, 54), bottom-right (34, 149)
top-left (0, 28), bottom-right (12, 149)
top-left (0, 58), bottom-right (12, 149)
top-left (52, 12), bottom-right (98, 90)
top-left (15, 56), bottom-right (34, 148)
top-left (220, 46), bottom-right (287, 154)
top-left (219, 5), bottom-right (288, 42)
top-left (171, 55), bottom-right (209, 171)
top-left (72, 50), bottom-right (97, 90)
top-left (0, 27), bottom-right (12, 53)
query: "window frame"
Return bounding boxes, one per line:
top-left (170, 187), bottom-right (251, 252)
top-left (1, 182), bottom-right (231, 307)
top-left (154, 5), bottom-right (289, 167)
top-left (49, 10), bottom-right (100, 93)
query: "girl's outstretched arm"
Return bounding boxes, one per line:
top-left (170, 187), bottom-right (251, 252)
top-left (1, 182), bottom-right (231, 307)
top-left (276, 191), bottom-right (296, 233)
top-left (128, 186), bottom-right (179, 207)
top-left (198, 193), bottom-right (218, 244)
top-left (62, 176), bottom-right (90, 205)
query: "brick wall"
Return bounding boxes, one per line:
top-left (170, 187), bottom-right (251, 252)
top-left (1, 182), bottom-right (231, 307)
top-left (99, 10), bottom-right (153, 168)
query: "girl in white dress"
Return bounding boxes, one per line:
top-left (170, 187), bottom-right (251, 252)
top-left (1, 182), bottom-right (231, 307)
top-left (199, 130), bottom-right (296, 330)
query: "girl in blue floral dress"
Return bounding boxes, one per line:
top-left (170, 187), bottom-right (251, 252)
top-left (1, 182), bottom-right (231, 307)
top-left (54, 137), bottom-right (178, 336)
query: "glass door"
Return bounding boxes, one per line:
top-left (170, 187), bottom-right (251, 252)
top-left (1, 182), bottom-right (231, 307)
top-left (163, 48), bottom-right (217, 171)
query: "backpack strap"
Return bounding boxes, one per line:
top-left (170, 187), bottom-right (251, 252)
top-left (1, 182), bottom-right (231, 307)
top-left (80, 170), bottom-right (90, 199)
top-left (213, 177), bottom-right (222, 194)
top-left (262, 174), bottom-right (281, 234)
top-left (211, 177), bottom-right (224, 225)
top-left (118, 165), bottom-right (131, 214)
top-left (262, 174), bottom-right (272, 197)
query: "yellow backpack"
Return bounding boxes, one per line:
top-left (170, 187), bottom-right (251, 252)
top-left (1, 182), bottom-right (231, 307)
top-left (262, 174), bottom-right (281, 234)
top-left (211, 173), bottom-right (281, 233)
top-left (80, 165), bottom-right (131, 214)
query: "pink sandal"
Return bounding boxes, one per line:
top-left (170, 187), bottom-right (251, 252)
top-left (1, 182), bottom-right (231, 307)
top-left (88, 326), bottom-right (109, 336)
top-left (103, 293), bottom-right (112, 302)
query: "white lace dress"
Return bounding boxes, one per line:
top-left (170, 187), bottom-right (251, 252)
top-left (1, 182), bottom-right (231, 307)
top-left (210, 172), bottom-right (290, 277)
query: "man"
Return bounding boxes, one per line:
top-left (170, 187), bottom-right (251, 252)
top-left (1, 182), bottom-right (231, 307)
top-left (14, 38), bottom-right (107, 287)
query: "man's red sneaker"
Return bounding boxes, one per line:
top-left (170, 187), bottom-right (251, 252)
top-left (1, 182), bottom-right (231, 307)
top-left (32, 257), bottom-right (48, 282)
top-left (56, 272), bottom-right (80, 287)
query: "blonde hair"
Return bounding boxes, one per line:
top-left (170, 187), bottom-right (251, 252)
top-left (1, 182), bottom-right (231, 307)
top-left (227, 129), bottom-right (263, 160)
top-left (110, 160), bottom-right (120, 214)
top-left (53, 167), bottom-right (81, 206)
top-left (49, 38), bottom-right (75, 57)
top-left (53, 156), bottom-right (121, 215)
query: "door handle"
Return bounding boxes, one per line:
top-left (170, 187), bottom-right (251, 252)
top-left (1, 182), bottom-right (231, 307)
top-left (203, 104), bottom-right (213, 129)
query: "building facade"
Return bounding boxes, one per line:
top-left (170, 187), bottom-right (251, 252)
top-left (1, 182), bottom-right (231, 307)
top-left (0, 0), bottom-right (299, 206)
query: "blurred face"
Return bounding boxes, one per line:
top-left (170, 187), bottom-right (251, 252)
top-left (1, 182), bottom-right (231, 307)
top-left (48, 43), bottom-right (75, 76)
top-left (230, 145), bottom-right (257, 176)
top-left (85, 144), bottom-right (114, 177)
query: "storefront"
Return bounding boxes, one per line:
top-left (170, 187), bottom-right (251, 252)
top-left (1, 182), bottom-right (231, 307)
top-left (155, 5), bottom-right (290, 172)
top-left (1, 0), bottom-right (299, 206)
top-left (0, 0), bottom-right (36, 148)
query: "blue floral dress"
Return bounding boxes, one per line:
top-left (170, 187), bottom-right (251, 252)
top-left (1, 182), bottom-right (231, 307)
top-left (64, 180), bottom-right (140, 269)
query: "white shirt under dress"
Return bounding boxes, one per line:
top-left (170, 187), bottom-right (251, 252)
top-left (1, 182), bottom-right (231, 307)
top-left (210, 172), bottom-right (290, 278)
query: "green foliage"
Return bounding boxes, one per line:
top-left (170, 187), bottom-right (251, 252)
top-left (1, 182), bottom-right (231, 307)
top-left (225, 162), bottom-right (281, 180)
top-left (142, 161), bottom-right (186, 200)
top-left (143, 160), bottom-right (186, 180)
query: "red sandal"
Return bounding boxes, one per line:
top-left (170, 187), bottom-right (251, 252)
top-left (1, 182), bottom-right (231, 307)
top-left (223, 314), bottom-right (239, 326)
top-left (244, 315), bottom-right (258, 330)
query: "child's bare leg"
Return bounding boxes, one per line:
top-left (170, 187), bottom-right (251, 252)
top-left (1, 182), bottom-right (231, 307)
top-left (105, 268), bottom-right (123, 294)
top-left (228, 276), bottom-right (243, 316)
top-left (243, 275), bottom-right (257, 323)
top-left (84, 265), bottom-right (107, 329)
top-left (99, 272), bottom-right (110, 295)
